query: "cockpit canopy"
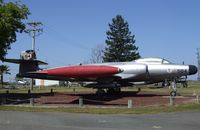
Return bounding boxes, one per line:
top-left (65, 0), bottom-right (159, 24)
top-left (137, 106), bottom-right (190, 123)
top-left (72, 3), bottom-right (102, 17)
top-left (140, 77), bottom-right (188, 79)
top-left (134, 58), bottom-right (171, 64)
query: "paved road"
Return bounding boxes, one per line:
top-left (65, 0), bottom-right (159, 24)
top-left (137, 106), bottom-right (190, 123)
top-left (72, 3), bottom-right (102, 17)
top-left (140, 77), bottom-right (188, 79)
top-left (0, 111), bottom-right (200, 130)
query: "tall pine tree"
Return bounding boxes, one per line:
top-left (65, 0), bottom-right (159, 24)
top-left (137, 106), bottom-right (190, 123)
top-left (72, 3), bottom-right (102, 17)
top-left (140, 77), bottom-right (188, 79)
top-left (103, 15), bottom-right (140, 62)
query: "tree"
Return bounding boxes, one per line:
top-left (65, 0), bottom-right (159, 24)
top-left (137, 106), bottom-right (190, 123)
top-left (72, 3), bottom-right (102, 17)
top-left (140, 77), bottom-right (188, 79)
top-left (0, 65), bottom-right (10, 87)
top-left (90, 44), bottom-right (104, 63)
top-left (103, 15), bottom-right (140, 62)
top-left (0, 0), bottom-right (30, 60)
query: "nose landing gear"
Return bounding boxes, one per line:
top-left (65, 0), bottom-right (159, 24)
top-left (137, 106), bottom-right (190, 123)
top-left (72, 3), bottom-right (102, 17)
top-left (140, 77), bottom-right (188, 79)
top-left (170, 80), bottom-right (177, 96)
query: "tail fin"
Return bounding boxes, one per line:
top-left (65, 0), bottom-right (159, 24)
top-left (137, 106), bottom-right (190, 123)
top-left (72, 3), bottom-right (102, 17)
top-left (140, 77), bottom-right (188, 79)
top-left (3, 50), bottom-right (47, 77)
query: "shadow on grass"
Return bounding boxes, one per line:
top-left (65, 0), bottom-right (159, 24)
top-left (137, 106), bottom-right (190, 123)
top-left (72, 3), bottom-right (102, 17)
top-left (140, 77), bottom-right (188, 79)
top-left (0, 92), bottom-right (54, 105)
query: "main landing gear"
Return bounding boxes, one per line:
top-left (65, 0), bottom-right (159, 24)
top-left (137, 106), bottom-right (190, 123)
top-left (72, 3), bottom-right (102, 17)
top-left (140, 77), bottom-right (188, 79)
top-left (96, 88), bottom-right (121, 94)
top-left (96, 89), bottom-right (106, 94)
top-left (107, 88), bottom-right (121, 94)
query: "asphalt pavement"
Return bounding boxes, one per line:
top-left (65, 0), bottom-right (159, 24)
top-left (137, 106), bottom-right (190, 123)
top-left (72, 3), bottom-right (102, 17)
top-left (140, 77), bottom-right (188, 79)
top-left (0, 110), bottom-right (200, 130)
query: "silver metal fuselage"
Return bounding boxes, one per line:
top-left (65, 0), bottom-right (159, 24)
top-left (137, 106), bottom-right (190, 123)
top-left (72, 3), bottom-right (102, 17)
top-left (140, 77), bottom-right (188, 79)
top-left (93, 58), bottom-right (193, 85)
top-left (114, 63), bottom-right (189, 83)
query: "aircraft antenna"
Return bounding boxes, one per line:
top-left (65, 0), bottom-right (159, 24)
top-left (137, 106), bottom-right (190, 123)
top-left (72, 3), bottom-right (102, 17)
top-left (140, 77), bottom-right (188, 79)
top-left (197, 48), bottom-right (200, 81)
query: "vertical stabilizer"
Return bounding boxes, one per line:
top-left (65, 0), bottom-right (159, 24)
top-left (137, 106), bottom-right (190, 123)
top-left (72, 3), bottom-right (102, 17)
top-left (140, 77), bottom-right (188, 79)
top-left (3, 50), bottom-right (47, 77)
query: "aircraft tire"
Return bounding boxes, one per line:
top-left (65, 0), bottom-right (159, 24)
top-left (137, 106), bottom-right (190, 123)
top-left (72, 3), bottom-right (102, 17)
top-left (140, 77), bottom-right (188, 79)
top-left (170, 91), bottom-right (177, 97)
top-left (138, 88), bottom-right (141, 92)
top-left (182, 82), bottom-right (188, 88)
top-left (96, 89), bottom-right (106, 94)
top-left (107, 88), bottom-right (121, 94)
top-left (107, 88), bottom-right (115, 94)
top-left (115, 88), bottom-right (121, 93)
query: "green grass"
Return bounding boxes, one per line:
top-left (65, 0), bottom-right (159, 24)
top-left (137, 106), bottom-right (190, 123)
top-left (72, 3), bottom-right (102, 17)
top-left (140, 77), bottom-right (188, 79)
top-left (0, 86), bottom-right (95, 94)
top-left (1, 81), bottom-right (200, 95)
top-left (0, 81), bottom-right (199, 97)
top-left (0, 104), bottom-right (200, 114)
top-left (130, 81), bottom-right (200, 95)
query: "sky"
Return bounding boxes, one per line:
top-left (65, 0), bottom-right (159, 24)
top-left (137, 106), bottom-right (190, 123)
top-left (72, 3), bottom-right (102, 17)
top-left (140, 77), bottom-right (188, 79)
top-left (4, 0), bottom-right (200, 81)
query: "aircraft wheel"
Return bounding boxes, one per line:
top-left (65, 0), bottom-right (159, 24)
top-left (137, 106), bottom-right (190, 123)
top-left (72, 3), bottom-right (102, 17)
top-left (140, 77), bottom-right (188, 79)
top-left (182, 82), bottom-right (188, 88)
top-left (107, 88), bottom-right (115, 94)
top-left (107, 88), bottom-right (121, 94)
top-left (170, 91), bottom-right (177, 97)
top-left (114, 88), bottom-right (121, 93)
top-left (96, 89), bottom-right (106, 94)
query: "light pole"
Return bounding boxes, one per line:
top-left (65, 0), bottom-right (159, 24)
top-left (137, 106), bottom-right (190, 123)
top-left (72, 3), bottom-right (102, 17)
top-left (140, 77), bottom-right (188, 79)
top-left (26, 22), bottom-right (43, 90)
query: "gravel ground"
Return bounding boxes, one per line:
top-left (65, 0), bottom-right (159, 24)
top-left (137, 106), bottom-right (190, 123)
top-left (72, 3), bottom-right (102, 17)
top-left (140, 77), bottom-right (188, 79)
top-left (34, 91), bottom-right (195, 107)
top-left (1, 91), bottom-right (195, 107)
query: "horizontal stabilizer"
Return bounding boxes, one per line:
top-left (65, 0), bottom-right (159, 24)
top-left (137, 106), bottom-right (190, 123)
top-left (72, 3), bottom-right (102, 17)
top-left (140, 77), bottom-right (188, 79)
top-left (3, 59), bottom-right (48, 65)
top-left (27, 71), bottom-right (48, 74)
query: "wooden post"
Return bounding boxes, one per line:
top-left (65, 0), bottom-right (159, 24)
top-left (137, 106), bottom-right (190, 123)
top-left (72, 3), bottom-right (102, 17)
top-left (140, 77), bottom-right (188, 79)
top-left (79, 97), bottom-right (83, 107)
top-left (30, 98), bottom-right (34, 106)
top-left (30, 78), bottom-right (34, 90)
top-left (28, 89), bottom-right (31, 94)
top-left (50, 89), bottom-right (53, 94)
top-left (169, 96), bottom-right (175, 106)
top-left (2, 98), bottom-right (6, 104)
top-left (196, 95), bottom-right (199, 104)
top-left (128, 99), bottom-right (133, 108)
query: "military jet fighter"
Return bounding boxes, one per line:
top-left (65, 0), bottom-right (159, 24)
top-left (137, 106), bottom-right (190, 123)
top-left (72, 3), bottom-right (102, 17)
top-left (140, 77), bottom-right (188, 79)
top-left (4, 50), bottom-right (198, 96)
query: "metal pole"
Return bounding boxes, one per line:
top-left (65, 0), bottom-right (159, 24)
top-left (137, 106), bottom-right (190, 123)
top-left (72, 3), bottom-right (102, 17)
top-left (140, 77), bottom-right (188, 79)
top-left (26, 22), bottom-right (43, 91)
top-left (32, 29), bottom-right (36, 51)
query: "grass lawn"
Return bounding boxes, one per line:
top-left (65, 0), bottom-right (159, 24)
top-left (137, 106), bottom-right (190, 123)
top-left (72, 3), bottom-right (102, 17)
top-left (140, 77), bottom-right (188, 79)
top-left (0, 81), bottom-right (200, 114)
top-left (1, 81), bottom-right (200, 95)
top-left (0, 103), bottom-right (200, 114)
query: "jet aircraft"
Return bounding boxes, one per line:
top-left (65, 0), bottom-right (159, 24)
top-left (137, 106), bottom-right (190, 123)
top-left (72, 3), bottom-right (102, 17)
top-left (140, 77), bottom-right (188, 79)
top-left (4, 50), bottom-right (198, 96)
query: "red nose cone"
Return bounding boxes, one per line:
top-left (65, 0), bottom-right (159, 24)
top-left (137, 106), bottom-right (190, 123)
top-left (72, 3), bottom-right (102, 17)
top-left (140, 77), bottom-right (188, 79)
top-left (41, 65), bottom-right (121, 77)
